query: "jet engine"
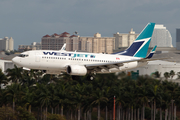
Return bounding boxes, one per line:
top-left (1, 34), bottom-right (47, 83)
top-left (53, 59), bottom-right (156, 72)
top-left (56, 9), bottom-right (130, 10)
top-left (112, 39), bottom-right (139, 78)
top-left (66, 65), bottom-right (87, 76)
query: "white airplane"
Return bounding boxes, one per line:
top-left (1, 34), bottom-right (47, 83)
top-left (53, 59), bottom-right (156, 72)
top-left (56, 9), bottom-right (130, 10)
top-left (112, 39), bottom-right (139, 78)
top-left (12, 23), bottom-right (156, 80)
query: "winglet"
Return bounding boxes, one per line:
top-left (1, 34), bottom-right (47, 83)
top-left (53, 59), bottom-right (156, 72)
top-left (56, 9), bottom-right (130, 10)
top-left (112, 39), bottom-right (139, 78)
top-left (60, 43), bottom-right (66, 51)
top-left (146, 45), bottom-right (157, 59)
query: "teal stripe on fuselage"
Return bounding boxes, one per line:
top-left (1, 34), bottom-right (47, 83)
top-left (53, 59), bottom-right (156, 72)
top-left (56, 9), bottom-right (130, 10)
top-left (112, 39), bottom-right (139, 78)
top-left (135, 23), bottom-right (155, 41)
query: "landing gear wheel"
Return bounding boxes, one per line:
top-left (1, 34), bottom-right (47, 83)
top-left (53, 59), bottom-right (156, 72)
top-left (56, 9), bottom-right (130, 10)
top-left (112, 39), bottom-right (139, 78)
top-left (87, 75), bottom-right (94, 81)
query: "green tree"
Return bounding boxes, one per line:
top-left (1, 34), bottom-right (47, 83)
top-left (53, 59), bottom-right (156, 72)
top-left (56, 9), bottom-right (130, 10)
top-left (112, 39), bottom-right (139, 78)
top-left (153, 71), bottom-right (161, 78)
top-left (56, 82), bottom-right (69, 116)
top-left (36, 83), bottom-right (51, 119)
top-left (0, 69), bottom-right (7, 89)
top-left (16, 106), bottom-right (36, 120)
top-left (5, 83), bottom-right (23, 114)
top-left (164, 72), bottom-right (170, 80)
top-left (176, 72), bottom-right (180, 79)
top-left (148, 84), bottom-right (162, 120)
top-left (90, 88), bottom-right (108, 120)
top-left (169, 70), bottom-right (175, 79)
top-left (21, 87), bottom-right (35, 113)
top-left (48, 83), bottom-right (58, 114)
top-left (6, 65), bottom-right (23, 83)
top-left (47, 113), bottom-right (66, 120)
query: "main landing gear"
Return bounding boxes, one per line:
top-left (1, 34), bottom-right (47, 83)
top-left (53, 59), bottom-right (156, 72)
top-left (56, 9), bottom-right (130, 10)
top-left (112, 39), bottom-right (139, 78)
top-left (87, 75), bottom-right (94, 81)
top-left (87, 71), bottom-right (96, 81)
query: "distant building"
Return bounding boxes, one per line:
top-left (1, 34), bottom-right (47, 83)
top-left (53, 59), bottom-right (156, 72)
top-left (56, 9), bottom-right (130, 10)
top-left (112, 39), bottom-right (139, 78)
top-left (0, 59), bottom-right (14, 73)
top-left (41, 32), bottom-right (115, 54)
top-left (79, 33), bottom-right (115, 53)
top-left (0, 37), bottom-right (14, 51)
top-left (42, 32), bottom-right (70, 50)
top-left (113, 28), bottom-right (139, 50)
top-left (176, 29), bottom-right (180, 50)
top-left (150, 25), bottom-right (173, 48)
top-left (18, 42), bottom-right (41, 52)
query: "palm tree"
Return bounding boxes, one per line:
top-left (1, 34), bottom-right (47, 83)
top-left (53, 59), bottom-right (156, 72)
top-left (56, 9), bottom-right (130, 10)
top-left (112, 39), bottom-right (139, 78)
top-left (4, 83), bottom-right (23, 114)
top-left (148, 84), bottom-right (162, 120)
top-left (136, 83), bottom-right (149, 120)
top-left (55, 81), bottom-right (69, 116)
top-left (176, 72), bottom-right (180, 79)
top-left (47, 83), bottom-right (58, 114)
top-left (20, 70), bottom-right (36, 88)
top-left (91, 73), bottom-right (116, 120)
top-left (153, 71), bottom-right (161, 78)
top-left (36, 83), bottom-right (51, 120)
top-left (6, 65), bottom-right (23, 83)
top-left (90, 87), bottom-right (108, 120)
top-left (164, 72), bottom-right (170, 80)
top-left (0, 69), bottom-right (7, 89)
top-left (74, 90), bottom-right (83, 119)
top-left (21, 87), bottom-right (35, 113)
top-left (169, 70), bottom-right (175, 79)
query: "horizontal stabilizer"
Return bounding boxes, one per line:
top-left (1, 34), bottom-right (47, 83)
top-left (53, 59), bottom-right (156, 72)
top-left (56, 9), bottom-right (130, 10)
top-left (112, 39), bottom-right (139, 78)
top-left (146, 46), bottom-right (157, 59)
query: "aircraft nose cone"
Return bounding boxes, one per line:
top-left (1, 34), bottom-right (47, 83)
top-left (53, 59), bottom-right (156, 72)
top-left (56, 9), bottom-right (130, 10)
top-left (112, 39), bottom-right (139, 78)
top-left (12, 57), bottom-right (19, 64)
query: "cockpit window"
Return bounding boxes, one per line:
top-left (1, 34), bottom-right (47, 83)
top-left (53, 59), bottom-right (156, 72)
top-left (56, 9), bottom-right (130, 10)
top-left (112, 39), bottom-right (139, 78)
top-left (18, 54), bottom-right (29, 57)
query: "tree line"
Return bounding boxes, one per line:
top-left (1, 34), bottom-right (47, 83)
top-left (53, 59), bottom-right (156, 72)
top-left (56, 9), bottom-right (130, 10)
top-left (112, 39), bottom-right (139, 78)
top-left (0, 66), bottom-right (180, 120)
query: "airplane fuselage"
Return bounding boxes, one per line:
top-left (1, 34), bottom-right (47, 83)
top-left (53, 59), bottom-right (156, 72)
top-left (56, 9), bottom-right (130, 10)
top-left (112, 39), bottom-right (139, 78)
top-left (12, 50), bottom-right (147, 75)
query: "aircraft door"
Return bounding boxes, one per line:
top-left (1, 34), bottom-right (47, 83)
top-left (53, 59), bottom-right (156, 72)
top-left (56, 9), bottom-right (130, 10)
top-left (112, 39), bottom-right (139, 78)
top-left (35, 52), bottom-right (40, 62)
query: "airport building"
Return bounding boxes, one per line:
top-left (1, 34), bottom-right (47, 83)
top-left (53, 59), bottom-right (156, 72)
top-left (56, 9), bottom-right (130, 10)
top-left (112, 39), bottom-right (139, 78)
top-left (0, 59), bottom-right (14, 73)
top-left (176, 29), bottom-right (180, 50)
top-left (0, 37), bottom-right (14, 51)
top-left (131, 60), bottom-right (180, 80)
top-left (18, 42), bottom-right (41, 52)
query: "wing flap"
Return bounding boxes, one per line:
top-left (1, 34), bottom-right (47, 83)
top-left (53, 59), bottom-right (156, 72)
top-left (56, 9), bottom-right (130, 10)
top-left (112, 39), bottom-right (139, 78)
top-left (86, 59), bottom-right (138, 72)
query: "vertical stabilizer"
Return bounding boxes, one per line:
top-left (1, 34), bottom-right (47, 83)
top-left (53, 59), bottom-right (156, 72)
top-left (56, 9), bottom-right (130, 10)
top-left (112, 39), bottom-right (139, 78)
top-left (112, 23), bottom-right (155, 58)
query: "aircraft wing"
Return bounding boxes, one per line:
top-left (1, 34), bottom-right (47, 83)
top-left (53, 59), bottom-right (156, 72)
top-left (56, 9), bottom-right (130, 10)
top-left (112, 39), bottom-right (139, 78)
top-left (86, 58), bottom-right (142, 70)
top-left (86, 56), bottom-right (168, 71)
top-left (60, 43), bottom-right (66, 51)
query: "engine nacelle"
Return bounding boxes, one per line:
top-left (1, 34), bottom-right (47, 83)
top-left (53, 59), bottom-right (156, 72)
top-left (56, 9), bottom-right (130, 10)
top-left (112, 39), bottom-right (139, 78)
top-left (120, 61), bottom-right (138, 71)
top-left (66, 65), bottom-right (87, 76)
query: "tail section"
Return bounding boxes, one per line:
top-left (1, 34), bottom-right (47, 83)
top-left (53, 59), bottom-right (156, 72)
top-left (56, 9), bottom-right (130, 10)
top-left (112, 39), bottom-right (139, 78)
top-left (112, 23), bottom-right (155, 58)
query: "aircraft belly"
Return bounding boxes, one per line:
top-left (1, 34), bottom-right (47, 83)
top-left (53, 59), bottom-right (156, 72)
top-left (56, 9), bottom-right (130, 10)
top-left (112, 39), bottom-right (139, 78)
top-left (39, 61), bottom-right (66, 71)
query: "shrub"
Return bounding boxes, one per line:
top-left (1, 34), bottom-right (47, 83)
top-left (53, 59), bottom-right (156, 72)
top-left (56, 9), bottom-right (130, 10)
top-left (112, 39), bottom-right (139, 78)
top-left (47, 113), bottom-right (66, 120)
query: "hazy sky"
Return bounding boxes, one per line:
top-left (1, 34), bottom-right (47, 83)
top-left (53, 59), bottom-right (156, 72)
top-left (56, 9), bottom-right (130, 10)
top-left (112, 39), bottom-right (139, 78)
top-left (0, 0), bottom-right (180, 49)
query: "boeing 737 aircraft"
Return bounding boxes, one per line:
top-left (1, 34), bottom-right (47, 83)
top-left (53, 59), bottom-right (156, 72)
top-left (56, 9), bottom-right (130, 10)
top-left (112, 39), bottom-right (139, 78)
top-left (12, 23), bottom-right (156, 80)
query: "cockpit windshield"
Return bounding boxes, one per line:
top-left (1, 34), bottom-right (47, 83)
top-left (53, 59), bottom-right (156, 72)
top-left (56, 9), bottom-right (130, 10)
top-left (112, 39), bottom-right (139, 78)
top-left (18, 54), bottom-right (29, 57)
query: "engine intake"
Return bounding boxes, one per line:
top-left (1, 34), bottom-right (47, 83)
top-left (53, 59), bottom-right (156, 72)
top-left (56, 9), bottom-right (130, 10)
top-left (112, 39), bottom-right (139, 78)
top-left (67, 65), bottom-right (87, 76)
